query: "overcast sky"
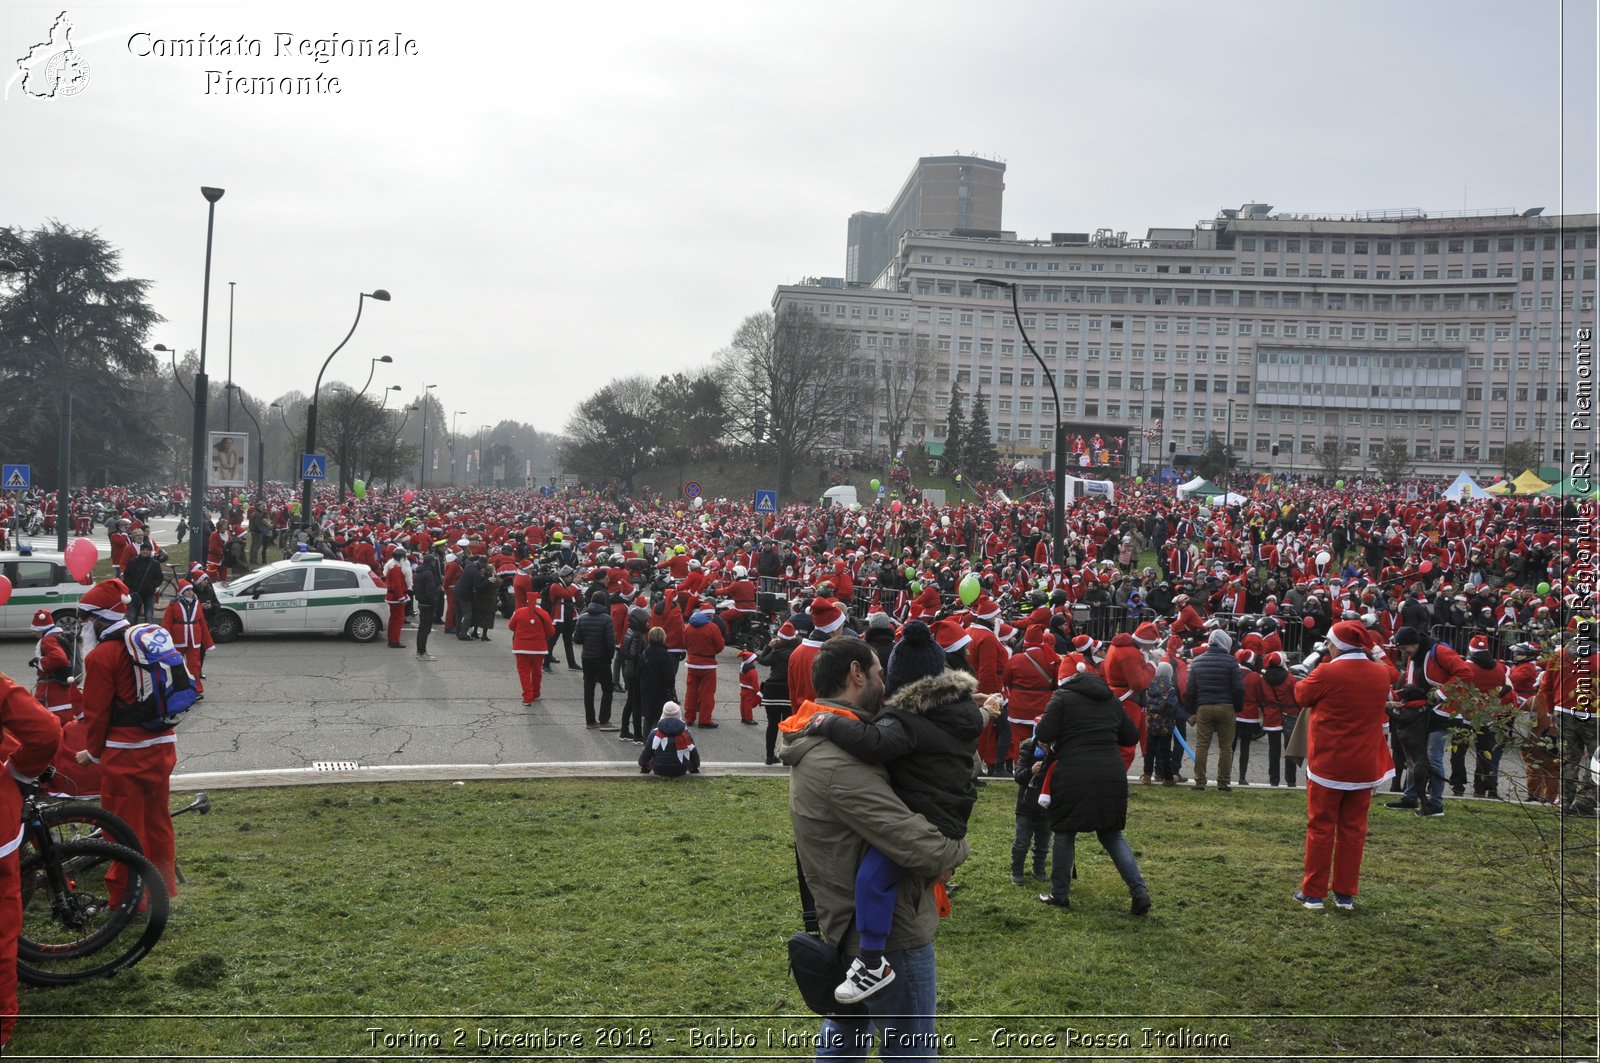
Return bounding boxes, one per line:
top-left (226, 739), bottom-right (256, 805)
top-left (3, 0), bottom-right (1594, 436)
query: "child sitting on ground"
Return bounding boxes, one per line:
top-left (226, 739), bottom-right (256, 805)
top-left (638, 702), bottom-right (700, 778)
top-left (802, 620), bottom-right (988, 1004)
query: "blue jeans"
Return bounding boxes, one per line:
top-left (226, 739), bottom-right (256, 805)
top-left (1012, 814), bottom-right (1050, 876)
top-left (1049, 828), bottom-right (1146, 902)
top-left (816, 943), bottom-right (938, 1061)
top-left (1402, 728), bottom-right (1448, 808)
top-left (127, 592), bottom-right (156, 624)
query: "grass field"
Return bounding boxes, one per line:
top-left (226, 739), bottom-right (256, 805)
top-left (13, 777), bottom-right (1597, 1060)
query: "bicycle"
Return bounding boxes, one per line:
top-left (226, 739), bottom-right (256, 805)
top-left (10, 779), bottom-right (209, 986)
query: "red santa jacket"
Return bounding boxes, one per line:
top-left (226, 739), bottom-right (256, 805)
top-left (80, 622), bottom-right (173, 762)
top-left (384, 564), bottom-right (410, 605)
top-left (1002, 645), bottom-right (1059, 724)
top-left (1295, 652), bottom-right (1395, 789)
top-left (683, 613), bottom-right (726, 668)
top-left (964, 623), bottom-right (1007, 696)
top-left (508, 605), bottom-right (556, 654)
top-left (33, 627), bottom-right (77, 711)
top-left (161, 597), bottom-right (214, 652)
top-left (0, 673), bottom-right (64, 856)
top-left (1101, 633), bottom-right (1155, 706)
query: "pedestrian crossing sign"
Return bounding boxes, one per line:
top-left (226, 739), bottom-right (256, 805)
top-left (300, 454), bottom-right (328, 481)
top-left (2, 464), bottom-right (28, 490)
top-left (753, 489), bottom-right (777, 513)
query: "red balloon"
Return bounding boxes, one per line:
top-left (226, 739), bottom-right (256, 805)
top-left (1303, 616), bottom-right (1317, 630)
top-left (403, 490), bottom-right (415, 504)
top-left (1418, 560), bottom-right (1433, 574)
top-left (0, 573), bottom-right (11, 606)
top-left (64, 537), bottom-right (99, 582)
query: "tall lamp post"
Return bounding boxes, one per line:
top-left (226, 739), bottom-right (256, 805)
top-left (416, 384), bottom-right (438, 487)
top-left (336, 354), bottom-right (393, 501)
top-left (0, 256), bottom-right (73, 551)
top-left (225, 383), bottom-right (265, 502)
top-left (974, 278), bottom-right (1064, 567)
top-left (224, 281), bottom-right (236, 431)
top-left (301, 289), bottom-right (391, 528)
top-left (388, 403), bottom-right (418, 492)
top-left (451, 409), bottom-right (465, 483)
top-left (187, 186), bottom-right (226, 568)
top-left (477, 424), bottom-right (490, 486)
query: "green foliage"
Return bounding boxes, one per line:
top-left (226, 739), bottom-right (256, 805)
top-left (944, 383), bottom-right (965, 473)
top-left (653, 371), bottom-right (725, 466)
top-left (1501, 439), bottom-right (1540, 477)
top-left (1373, 436), bottom-right (1412, 481)
top-left (13, 779), bottom-right (1589, 1059)
top-left (560, 375), bottom-right (660, 488)
top-left (1195, 431), bottom-right (1236, 482)
top-left (1314, 438), bottom-right (1346, 482)
top-left (964, 389), bottom-right (997, 477)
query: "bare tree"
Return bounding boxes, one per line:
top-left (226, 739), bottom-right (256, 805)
top-left (716, 307), bottom-right (855, 497)
top-left (1314, 438), bottom-right (1346, 482)
top-left (1373, 436), bottom-right (1414, 481)
top-left (876, 335), bottom-right (936, 462)
top-left (560, 374), bottom-right (660, 489)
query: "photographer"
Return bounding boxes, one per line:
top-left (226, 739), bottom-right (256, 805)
top-left (1383, 625), bottom-right (1473, 819)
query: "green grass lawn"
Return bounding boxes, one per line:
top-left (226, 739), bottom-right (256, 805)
top-left (14, 778), bottom-right (1596, 1059)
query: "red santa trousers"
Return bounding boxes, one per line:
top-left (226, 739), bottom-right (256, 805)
top-left (0, 823), bottom-right (20, 1047)
top-left (387, 602), bottom-right (406, 646)
top-left (1301, 781), bottom-right (1373, 899)
top-left (182, 647), bottom-right (204, 694)
top-left (685, 666), bottom-right (717, 725)
top-left (101, 741), bottom-right (179, 906)
top-left (1119, 702), bottom-right (1147, 772)
top-left (515, 653), bottom-right (546, 703)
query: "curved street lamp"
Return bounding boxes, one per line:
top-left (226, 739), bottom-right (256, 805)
top-left (388, 403), bottom-right (419, 492)
top-left (300, 289), bottom-right (391, 526)
top-left (337, 354), bottom-right (393, 501)
top-left (224, 383), bottom-right (265, 503)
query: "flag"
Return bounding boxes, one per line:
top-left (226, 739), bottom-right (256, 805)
top-left (431, 449), bottom-right (439, 471)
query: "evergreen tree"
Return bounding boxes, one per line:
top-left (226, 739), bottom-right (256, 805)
top-left (965, 389), bottom-right (998, 479)
top-left (943, 384), bottom-right (965, 476)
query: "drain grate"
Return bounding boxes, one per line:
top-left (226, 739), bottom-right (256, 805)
top-left (311, 760), bottom-right (362, 772)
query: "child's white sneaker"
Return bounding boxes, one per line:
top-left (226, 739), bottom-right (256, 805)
top-left (834, 956), bottom-right (895, 1004)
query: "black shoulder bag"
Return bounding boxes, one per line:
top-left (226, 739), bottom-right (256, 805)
top-left (787, 848), bottom-right (868, 1018)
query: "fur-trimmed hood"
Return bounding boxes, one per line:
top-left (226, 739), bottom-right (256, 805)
top-left (885, 669), bottom-right (980, 716)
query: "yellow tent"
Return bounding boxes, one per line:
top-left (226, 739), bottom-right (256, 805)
top-left (1511, 469), bottom-right (1552, 495)
top-left (1485, 479), bottom-right (1512, 494)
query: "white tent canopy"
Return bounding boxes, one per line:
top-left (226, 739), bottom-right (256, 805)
top-left (1441, 471), bottom-right (1485, 501)
top-left (1176, 476), bottom-right (1221, 497)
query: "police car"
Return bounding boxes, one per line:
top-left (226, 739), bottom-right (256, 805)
top-left (210, 552), bottom-right (387, 643)
top-left (0, 548), bottom-right (87, 638)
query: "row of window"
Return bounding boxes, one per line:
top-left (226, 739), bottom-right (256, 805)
top-left (900, 285), bottom-right (1594, 312)
top-left (917, 254), bottom-right (1234, 275)
top-left (1238, 232), bottom-right (1598, 254)
top-left (1240, 264), bottom-right (1595, 281)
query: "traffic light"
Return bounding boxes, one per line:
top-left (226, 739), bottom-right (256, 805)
top-left (1271, 444), bottom-right (1280, 457)
top-left (1168, 441), bottom-right (1177, 455)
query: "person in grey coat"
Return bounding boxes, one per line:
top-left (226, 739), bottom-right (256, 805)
top-left (1185, 628), bottom-right (1246, 792)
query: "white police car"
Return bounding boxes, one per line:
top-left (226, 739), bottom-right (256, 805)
top-left (210, 552), bottom-right (387, 643)
top-left (0, 548), bottom-right (88, 638)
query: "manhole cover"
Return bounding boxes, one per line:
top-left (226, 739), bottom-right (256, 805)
top-left (311, 760), bottom-right (361, 772)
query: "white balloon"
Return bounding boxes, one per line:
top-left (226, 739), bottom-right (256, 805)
top-left (857, 515), bottom-right (868, 529)
top-left (1316, 550), bottom-right (1332, 566)
top-left (941, 515), bottom-right (951, 527)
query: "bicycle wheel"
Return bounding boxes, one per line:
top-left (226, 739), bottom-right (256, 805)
top-left (16, 840), bottom-right (170, 986)
top-left (32, 802), bottom-right (142, 854)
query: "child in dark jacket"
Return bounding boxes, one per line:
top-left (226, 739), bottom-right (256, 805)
top-left (638, 702), bottom-right (700, 777)
top-left (802, 620), bottom-right (985, 1005)
top-left (1011, 734), bottom-right (1052, 885)
top-left (757, 626), bottom-right (797, 765)
top-left (1142, 661), bottom-right (1185, 784)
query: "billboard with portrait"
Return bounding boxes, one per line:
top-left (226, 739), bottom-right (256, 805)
top-left (209, 431), bottom-right (249, 487)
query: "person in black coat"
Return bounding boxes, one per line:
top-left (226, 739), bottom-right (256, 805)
top-left (572, 591), bottom-right (617, 728)
top-left (638, 701), bottom-right (700, 777)
top-left (757, 628), bottom-right (797, 765)
top-left (411, 552), bottom-right (443, 660)
top-left (636, 626), bottom-right (679, 735)
top-left (1011, 734), bottom-right (1052, 886)
top-left (453, 559), bottom-right (482, 642)
top-left (1034, 670), bottom-right (1151, 915)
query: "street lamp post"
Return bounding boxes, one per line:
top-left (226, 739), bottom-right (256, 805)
top-left (225, 383), bottom-right (265, 503)
top-left (416, 385), bottom-right (439, 488)
top-left (270, 402), bottom-right (289, 482)
top-left (224, 280), bottom-right (236, 431)
top-left (336, 354), bottom-right (394, 501)
top-left (300, 289), bottom-right (391, 528)
top-left (388, 404), bottom-right (418, 492)
top-left (189, 186), bottom-right (225, 569)
top-left (451, 409), bottom-right (465, 483)
top-left (478, 425), bottom-right (490, 486)
top-left (974, 278), bottom-right (1064, 567)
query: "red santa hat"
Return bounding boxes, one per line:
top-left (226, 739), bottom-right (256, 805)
top-left (1024, 625), bottom-right (1047, 648)
top-left (930, 619), bottom-right (971, 653)
top-left (1467, 633), bottom-right (1490, 653)
top-left (77, 578), bottom-right (131, 621)
top-left (777, 621), bottom-right (798, 641)
top-left (1264, 650), bottom-right (1284, 669)
top-left (737, 649), bottom-right (758, 671)
top-left (810, 598), bottom-right (845, 634)
top-left (995, 621), bottom-right (1018, 643)
top-left (969, 595), bottom-right (1001, 622)
top-left (1132, 622), bottom-right (1160, 645)
top-left (30, 608), bottom-right (54, 632)
top-left (1072, 633), bottom-right (1100, 655)
top-left (1326, 620), bottom-right (1368, 653)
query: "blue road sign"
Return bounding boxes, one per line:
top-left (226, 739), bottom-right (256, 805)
top-left (2, 464), bottom-right (30, 490)
top-left (300, 454), bottom-right (328, 481)
top-left (753, 489), bottom-right (777, 514)
top-left (684, 481), bottom-right (702, 498)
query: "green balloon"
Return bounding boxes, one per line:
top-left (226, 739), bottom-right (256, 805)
top-left (870, 479), bottom-right (881, 491)
top-left (909, 581), bottom-right (922, 596)
top-left (905, 565), bottom-right (916, 580)
top-left (1335, 479), bottom-right (1345, 489)
top-left (958, 573), bottom-right (981, 606)
top-left (1537, 581), bottom-right (1551, 595)
top-left (352, 479), bottom-right (366, 499)
top-left (1135, 475), bottom-right (1144, 484)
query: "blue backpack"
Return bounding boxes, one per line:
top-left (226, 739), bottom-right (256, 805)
top-left (110, 624), bottom-right (200, 731)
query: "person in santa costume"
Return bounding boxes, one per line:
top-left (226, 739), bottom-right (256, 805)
top-left (160, 582), bottom-right (214, 695)
top-left (788, 598), bottom-right (846, 708)
top-left (0, 670), bottom-right (63, 1050)
top-left (28, 609), bottom-right (78, 718)
top-left (508, 595), bottom-right (557, 705)
top-left (382, 547), bottom-right (413, 649)
top-left (74, 578), bottom-right (180, 904)
top-left (1104, 621), bottom-right (1159, 777)
top-left (1002, 625), bottom-right (1059, 758)
top-left (1291, 621), bottom-right (1395, 910)
top-left (681, 606), bottom-right (727, 727)
top-left (736, 649), bottom-right (762, 725)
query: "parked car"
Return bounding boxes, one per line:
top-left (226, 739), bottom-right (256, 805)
top-left (210, 553), bottom-right (386, 643)
top-left (0, 548), bottom-right (88, 638)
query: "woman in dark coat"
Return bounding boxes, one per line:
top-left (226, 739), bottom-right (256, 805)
top-left (1033, 671), bottom-right (1152, 915)
top-left (757, 629), bottom-right (797, 765)
top-left (470, 567), bottom-right (502, 641)
top-left (636, 626), bottom-right (680, 735)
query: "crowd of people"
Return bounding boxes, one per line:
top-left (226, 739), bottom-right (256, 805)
top-left (0, 472), bottom-right (1594, 1053)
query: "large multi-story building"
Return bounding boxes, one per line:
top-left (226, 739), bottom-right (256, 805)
top-left (779, 176), bottom-right (1598, 482)
top-left (845, 155), bottom-right (1007, 285)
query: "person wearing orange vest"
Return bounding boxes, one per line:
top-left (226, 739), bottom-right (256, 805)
top-left (1103, 622), bottom-right (1158, 775)
top-left (74, 578), bottom-right (179, 905)
top-left (160, 582), bottom-right (214, 695)
top-left (1292, 620), bottom-right (1396, 911)
top-left (0, 671), bottom-right (63, 1051)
